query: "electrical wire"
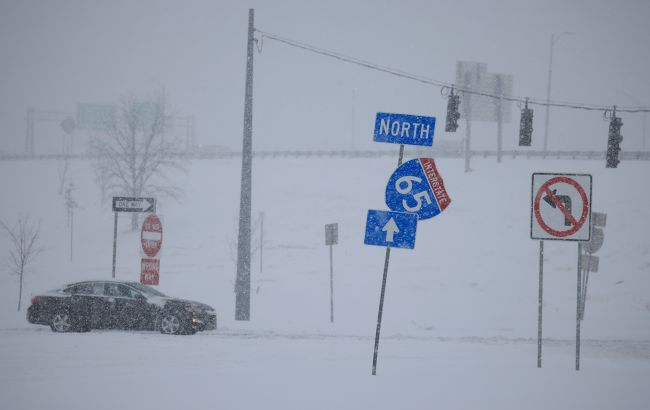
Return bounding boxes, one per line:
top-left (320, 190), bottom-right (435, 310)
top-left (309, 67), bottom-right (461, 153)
top-left (255, 29), bottom-right (650, 114)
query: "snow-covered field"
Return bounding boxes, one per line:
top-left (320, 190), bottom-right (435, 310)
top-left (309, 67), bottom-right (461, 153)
top-left (1, 155), bottom-right (649, 409)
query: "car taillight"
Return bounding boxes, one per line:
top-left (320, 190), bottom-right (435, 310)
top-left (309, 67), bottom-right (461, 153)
top-left (31, 296), bottom-right (38, 305)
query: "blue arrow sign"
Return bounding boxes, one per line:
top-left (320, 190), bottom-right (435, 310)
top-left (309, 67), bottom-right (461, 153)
top-left (364, 210), bottom-right (417, 249)
top-left (385, 158), bottom-right (451, 221)
top-left (373, 112), bottom-right (436, 147)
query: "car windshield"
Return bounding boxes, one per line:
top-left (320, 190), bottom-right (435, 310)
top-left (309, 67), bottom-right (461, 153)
top-left (128, 282), bottom-right (167, 297)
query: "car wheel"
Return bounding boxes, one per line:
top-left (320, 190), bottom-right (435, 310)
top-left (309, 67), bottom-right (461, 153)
top-left (159, 312), bottom-right (183, 335)
top-left (50, 312), bottom-right (73, 333)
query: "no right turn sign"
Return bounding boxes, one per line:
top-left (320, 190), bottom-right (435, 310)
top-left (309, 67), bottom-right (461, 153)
top-left (531, 173), bottom-right (592, 241)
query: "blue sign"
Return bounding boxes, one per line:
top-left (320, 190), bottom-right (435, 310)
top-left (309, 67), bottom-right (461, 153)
top-left (373, 112), bottom-right (436, 147)
top-left (385, 158), bottom-right (451, 221)
top-left (364, 210), bottom-right (417, 249)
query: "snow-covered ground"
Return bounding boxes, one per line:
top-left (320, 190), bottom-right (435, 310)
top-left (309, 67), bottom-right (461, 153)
top-left (1, 155), bottom-right (649, 409)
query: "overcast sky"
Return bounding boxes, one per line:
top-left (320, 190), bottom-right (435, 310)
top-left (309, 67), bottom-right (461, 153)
top-left (1, 0), bottom-right (649, 153)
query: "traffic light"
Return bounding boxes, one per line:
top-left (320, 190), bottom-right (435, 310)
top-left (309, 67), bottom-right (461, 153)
top-left (519, 99), bottom-right (533, 146)
top-left (445, 89), bottom-right (461, 132)
top-left (606, 113), bottom-right (623, 168)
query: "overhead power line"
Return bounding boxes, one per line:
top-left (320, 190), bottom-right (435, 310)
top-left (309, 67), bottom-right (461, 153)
top-left (255, 29), bottom-right (650, 114)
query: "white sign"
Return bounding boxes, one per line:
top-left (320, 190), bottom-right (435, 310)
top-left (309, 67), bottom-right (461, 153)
top-left (530, 173), bottom-right (592, 241)
top-left (325, 223), bottom-right (338, 246)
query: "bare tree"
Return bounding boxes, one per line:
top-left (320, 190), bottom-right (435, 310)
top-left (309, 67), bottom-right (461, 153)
top-left (90, 92), bottom-right (186, 229)
top-left (1, 215), bottom-right (44, 311)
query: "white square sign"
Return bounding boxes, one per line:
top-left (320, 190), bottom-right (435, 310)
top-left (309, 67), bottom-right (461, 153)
top-left (530, 173), bottom-right (592, 241)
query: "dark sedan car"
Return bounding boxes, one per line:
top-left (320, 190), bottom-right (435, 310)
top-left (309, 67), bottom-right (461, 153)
top-left (27, 280), bottom-right (217, 335)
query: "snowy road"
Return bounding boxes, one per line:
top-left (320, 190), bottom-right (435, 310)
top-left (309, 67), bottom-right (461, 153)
top-left (1, 327), bottom-right (649, 410)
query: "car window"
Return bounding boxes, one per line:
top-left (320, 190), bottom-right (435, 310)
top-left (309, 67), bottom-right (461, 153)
top-left (91, 283), bottom-right (105, 296)
top-left (106, 283), bottom-right (120, 297)
top-left (106, 283), bottom-right (141, 299)
top-left (120, 285), bottom-right (142, 299)
top-left (67, 283), bottom-right (93, 295)
top-left (128, 282), bottom-right (167, 297)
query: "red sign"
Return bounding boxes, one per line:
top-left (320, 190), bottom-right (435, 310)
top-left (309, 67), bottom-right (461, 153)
top-left (140, 258), bottom-right (160, 285)
top-left (141, 214), bottom-right (163, 257)
top-left (533, 176), bottom-right (589, 239)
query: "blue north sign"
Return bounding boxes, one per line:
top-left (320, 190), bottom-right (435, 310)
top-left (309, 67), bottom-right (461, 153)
top-left (373, 112), bottom-right (436, 147)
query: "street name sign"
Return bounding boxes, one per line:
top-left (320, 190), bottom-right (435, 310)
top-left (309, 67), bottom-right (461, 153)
top-left (364, 210), bottom-right (417, 249)
top-left (385, 158), bottom-right (451, 221)
top-left (141, 214), bottom-right (163, 257)
top-left (373, 112), bottom-right (436, 146)
top-left (113, 197), bottom-right (156, 213)
top-left (531, 173), bottom-right (592, 241)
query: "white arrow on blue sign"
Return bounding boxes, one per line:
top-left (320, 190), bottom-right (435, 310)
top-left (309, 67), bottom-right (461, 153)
top-left (373, 112), bottom-right (436, 147)
top-left (385, 158), bottom-right (451, 220)
top-left (364, 210), bottom-right (417, 249)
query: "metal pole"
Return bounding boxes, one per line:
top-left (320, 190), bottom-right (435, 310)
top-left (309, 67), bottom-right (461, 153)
top-left (260, 212), bottom-right (264, 273)
top-left (643, 112), bottom-right (647, 151)
top-left (26, 108), bottom-right (35, 156)
top-left (70, 208), bottom-right (74, 262)
top-left (351, 89), bottom-right (356, 150)
top-left (581, 268), bottom-right (589, 321)
top-left (372, 144), bottom-right (404, 375)
top-left (464, 73), bottom-right (472, 172)
top-left (235, 8), bottom-right (255, 321)
top-left (537, 240), bottom-right (544, 368)
top-left (185, 117), bottom-right (191, 152)
top-left (543, 34), bottom-right (554, 153)
top-left (112, 212), bottom-right (118, 278)
top-left (372, 246), bottom-right (391, 375)
top-left (497, 75), bottom-right (503, 164)
top-left (576, 242), bottom-right (582, 371)
top-left (329, 244), bottom-right (334, 323)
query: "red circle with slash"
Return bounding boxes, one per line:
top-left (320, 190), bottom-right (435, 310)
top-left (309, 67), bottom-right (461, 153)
top-left (533, 176), bottom-right (589, 238)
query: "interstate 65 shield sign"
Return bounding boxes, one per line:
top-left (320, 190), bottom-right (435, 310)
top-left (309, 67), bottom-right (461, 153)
top-left (385, 158), bottom-right (451, 220)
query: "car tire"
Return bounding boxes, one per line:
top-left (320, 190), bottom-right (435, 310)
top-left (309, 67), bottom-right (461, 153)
top-left (50, 311), bottom-right (73, 333)
top-left (159, 312), bottom-right (185, 335)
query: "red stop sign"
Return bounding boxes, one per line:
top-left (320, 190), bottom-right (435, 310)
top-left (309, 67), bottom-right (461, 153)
top-left (141, 214), bottom-right (162, 257)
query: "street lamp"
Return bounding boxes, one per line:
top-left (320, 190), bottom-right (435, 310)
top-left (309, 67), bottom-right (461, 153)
top-left (543, 32), bottom-right (574, 152)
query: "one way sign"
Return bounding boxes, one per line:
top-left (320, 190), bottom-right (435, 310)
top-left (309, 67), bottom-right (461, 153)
top-left (364, 210), bottom-right (417, 249)
top-left (112, 197), bottom-right (156, 213)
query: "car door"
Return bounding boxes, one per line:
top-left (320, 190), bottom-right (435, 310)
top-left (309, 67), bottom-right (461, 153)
top-left (106, 283), bottom-right (149, 329)
top-left (67, 282), bottom-right (109, 328)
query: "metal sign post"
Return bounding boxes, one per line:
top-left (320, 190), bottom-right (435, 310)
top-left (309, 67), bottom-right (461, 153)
top-left (576, 242), bottom-right (583, 371)
top-left (372, 143), bottom-right (404, 376)
top-left (367, 112), bottom-right (450, 376)
top-left (537, 240), bottom-right (544, 368)
top-left (325, 223), bottom-right (338, 323)
top-left (111, 196), bottom-right (156, 279)
top-left (376, 147), bottom-right (401, 377)
top-left (530, 173), bottom-right (592, 371)
top-left (112, 212), bottom-right (118, 278)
